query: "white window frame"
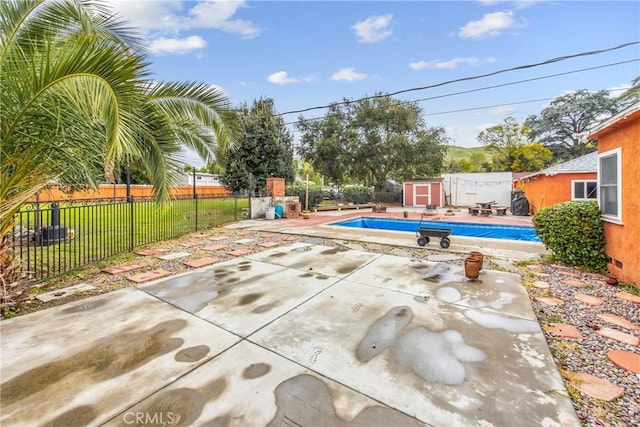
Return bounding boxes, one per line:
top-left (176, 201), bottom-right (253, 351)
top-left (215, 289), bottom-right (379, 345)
top-left (571, 179), bottom-right (597, 201)
top-left (598, 147), bottom-right (622, 224)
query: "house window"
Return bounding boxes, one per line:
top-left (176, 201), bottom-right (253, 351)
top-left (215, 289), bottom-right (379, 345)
top-left (572, 180), bottom-right (597, 201)
top-left (598, 148), bottom-right (622, 222)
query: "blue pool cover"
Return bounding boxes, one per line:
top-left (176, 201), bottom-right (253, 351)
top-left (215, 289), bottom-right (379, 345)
top-left (333, 217), bottom-right (541, 242)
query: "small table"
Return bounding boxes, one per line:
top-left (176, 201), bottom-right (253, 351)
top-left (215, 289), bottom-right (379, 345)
top-left (493, 206), bottom-right (508, 216)
top-left (477, 201), bottom-right (496, 210)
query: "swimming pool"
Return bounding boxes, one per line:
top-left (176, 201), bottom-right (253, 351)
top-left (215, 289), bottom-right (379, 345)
top-left (333, 217), bottom-right (541, 242)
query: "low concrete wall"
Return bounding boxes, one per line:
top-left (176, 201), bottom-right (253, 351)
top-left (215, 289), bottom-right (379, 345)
top-left (250, 196), bottom-right (300, 219)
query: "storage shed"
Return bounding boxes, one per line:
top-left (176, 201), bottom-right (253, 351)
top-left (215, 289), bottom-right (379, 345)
top-left (403, 179), bottom-right (443, 207)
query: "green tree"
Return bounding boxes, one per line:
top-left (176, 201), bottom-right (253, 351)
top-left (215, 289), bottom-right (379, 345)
top-left (448, 159), bottom-right (474, 173)
top-left (296, 103), bottom-right (353, 186)
top-left (1, 0), bottom-right (238, 229)
top-left (618, 76), bottom-right (640, 106)
top-left (292, 159), bottom-right (323, 186)
top-left (297, 95), bottom-right (448, 191)
top-left (220, 98), bottom-right (294, 193)
top-left (1, 0), bottom-right (238, 311)
top-left (510, 144), bottom-right (553, 172)
top-left (469, 151), bottom-right (488, 172)
top-left (524, 90), bottom-right (619, 162)
top-left (478, 117), bottom-right (552, 172)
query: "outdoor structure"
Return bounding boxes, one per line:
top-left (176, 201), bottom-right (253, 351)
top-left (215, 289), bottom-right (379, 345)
top-left (180, 172), bottom-right (224, 186)
top-left (519, 152), bottom-right (598, 214)
top-left (440, 172), bottom-right (513, 208)
top-left (589, 101), bottom-right (640, 287)
top-left (266, 177), bottom-right (285, 197)
top-left (402, 179), bottom-right (443, 208)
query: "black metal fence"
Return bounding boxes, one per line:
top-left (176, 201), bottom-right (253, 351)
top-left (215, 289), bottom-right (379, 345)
top-left (9, 195), bottom-right (249, 282)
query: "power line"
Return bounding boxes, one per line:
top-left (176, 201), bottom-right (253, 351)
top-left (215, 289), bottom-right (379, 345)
top-left (423, 87), bottom-right (628, 117)
top-left (283, 59), bottom-right (638, 125)
top-left (276, 41), bottom-right (639, 117)
top-left (411, 60), bottom-right (637, 105)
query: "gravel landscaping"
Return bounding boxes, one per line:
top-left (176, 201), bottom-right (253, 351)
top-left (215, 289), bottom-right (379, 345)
top-left (5, 227), bottom-right (640, 426)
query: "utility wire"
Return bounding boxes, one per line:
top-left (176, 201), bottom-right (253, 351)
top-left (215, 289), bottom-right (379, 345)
top-left (424, 87), bottom-right (628, 117)
top-left (283, 59), bottom-right (638, 125)
top-left (276, 41), bottom-right (639, 117)
top-left (411, 60), bottom-right (637, 105)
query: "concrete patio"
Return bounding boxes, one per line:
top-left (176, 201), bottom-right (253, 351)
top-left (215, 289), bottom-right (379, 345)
top-left (1, 239), bottom-right (580, 426)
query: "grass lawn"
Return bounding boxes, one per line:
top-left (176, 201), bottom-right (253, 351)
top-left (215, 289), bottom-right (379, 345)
top-left (13, 197), bottom-right (249, 281)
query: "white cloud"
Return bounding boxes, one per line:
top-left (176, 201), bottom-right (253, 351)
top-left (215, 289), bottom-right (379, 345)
top-left (512, 1), bottom-right (544, 10)
top-left (301, 74), bottom-right (319, 83)
top-left (459, 11), bottom-right (519, 39)
top-left (267, 71), bottom-right (299, 85)
top-left (409, 57), bottom-right (496, 70)
top-left (478, 0), bottom-right (541, 9)
top-left (489, 105), bottom-right (518, 116)
top-left (609, 83), bottom-right (632, 97)
top-left (331, 68), bottom-right (368, 82)
top-left (444, 125), bottom-right (482, 147)
top-left (106, 1), bottom-right (185, 32)
top-left (185, 1), bottom-right (260, 38)
top-left (352, 14), bottom-right (393, 43)
top-left (476, 123), bottom-right (496, 133)
top-left (266, 71), bottom-right (317, 85)
top-left (105, 0), bottom-right (260, 56)
top-left (149, 35), bottom-right (207, 55)
top-left (108, 0), bottom-right (260, 37)
top-left (209, 84), bottom-right (228, 97)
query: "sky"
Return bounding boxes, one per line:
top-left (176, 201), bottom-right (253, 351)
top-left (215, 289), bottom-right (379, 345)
top-left (106, 0), bottom-right (640, 167)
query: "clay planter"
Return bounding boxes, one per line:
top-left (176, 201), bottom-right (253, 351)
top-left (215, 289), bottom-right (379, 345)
top-left (468, 251), bottom-right (484, 271)
top-left (464, 255), bottom-right (482, 280)
top-left (605, 276), bottom-right (619, 286)
top-left (302, 211), bottom-right (311, 220)
top-left (403, 211), bottom-right (409, 218)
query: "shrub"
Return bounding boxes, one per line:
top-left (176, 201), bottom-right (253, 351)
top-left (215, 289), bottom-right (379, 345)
top-left (532, 201), bottom-right (609, 272)
top-left (374, 191), bottom-right (402, 204)
top-left (343, 186), bottom-right (373, 204)
top-left (285, 185), bottom-right (323, 208)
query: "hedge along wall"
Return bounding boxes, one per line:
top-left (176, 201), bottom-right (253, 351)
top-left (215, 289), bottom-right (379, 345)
top-left (532, 201), bottom-right (609, 272)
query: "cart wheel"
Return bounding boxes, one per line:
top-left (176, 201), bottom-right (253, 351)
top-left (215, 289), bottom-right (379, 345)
top-left (440, 237), bottom-right (451, 249)
top-left (417, 237), bottom-right (427, 247)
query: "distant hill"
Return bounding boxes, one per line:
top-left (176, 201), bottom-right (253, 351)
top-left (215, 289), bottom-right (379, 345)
top-left (444, 145), bottom-right (493, 164)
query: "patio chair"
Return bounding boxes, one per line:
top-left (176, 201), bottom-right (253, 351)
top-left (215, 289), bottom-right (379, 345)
top-left (424, 204), bottom-right (437, 215)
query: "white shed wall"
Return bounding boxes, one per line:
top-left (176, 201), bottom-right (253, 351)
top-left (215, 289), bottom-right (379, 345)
top-left (441, 172), bottom-right (513, 207)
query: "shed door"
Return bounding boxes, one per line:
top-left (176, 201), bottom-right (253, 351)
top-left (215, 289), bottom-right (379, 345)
top-left (403, 183), bottom-right (414, 206)
top-left (414, 184), bottom-right (430, 206)
top-left (431, 182), bottom-right (441, 206)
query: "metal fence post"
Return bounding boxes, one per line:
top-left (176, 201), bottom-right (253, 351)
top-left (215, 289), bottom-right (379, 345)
top-left (127, 166), bottom-right (134, 251)
top-left (193, 169), bottom-right (198, 232)
top-left (234, 196), bottom-right (238, 221)
top-left (248, 174), bottom-right (253, 220)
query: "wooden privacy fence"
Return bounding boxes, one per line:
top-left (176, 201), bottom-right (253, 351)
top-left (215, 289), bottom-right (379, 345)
top-left (28, 184), bottom-right (231, 202)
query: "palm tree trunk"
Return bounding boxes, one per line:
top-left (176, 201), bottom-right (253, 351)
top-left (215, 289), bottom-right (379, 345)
top-left (0, 226), bottom-right (30, 316)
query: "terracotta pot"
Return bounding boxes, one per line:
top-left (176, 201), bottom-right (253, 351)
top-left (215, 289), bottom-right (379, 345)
top-left (403, 211), bottom-right (409, 218)
top-left (302, 211), bottom-right (311, 220)
top-left (605, 276), bottom-right (619, 286)
top-left (468, 251), bottom-right (484, 271)
top-left (464, 256), bottom-right (481, 280)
